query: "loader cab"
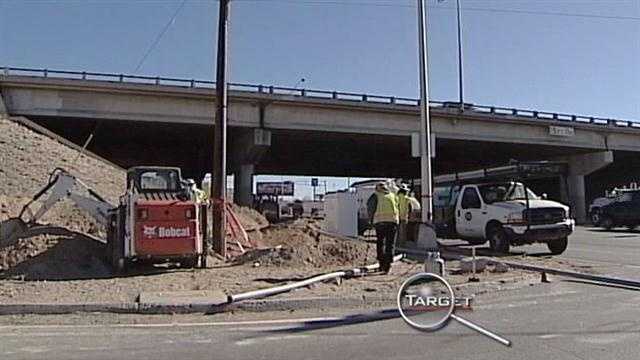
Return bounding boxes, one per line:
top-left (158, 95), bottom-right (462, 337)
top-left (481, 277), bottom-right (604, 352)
top-left (126, 166), bottom-right (184, 193)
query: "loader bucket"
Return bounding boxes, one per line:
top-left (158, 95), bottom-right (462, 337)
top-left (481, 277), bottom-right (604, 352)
top-left (0, 218), bottom-right (28, 248)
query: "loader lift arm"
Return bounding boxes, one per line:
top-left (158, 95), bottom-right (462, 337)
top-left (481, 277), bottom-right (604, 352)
top-left (17, 168), bottom-right (115, 227)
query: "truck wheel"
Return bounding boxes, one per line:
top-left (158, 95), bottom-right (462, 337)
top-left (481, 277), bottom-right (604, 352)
top-left (467, 239), bottom-right (486, 246)
top-left (487, 225), bottom-right (510, 254)
top-left (113, 257), bottom-right (127, 275)
top-left (180, 257), bottom-right (198, 268)
top-left (547, 237), bottom-right (568, 255)
top-left (590, 209), bottom-right (600, 226)
top-left (600, 216), bottom-right (614, 230)
top-left (110, 234), bottom-right (127, 275)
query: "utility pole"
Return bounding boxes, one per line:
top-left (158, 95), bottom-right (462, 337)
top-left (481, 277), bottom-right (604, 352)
top-left (212, 0), bottom-right (230, 258)
top-left (417, 0), bottom-right (433, 223)
top-left (456, 0), bottom-right (464, 105)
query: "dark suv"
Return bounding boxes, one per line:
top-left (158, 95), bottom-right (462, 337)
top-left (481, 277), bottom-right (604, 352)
top-left (597, 190), bottom-right (640, 230)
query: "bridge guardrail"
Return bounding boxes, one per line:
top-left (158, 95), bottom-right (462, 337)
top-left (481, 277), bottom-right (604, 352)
top-left (2, 66), bottom-right (639, 129)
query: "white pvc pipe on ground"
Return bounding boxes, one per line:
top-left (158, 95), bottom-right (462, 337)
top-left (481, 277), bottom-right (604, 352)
top-left (228, 254), bottom-right (405, 303)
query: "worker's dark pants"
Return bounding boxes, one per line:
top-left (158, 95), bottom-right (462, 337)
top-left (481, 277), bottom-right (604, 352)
top-left (397, 220), bottom-right (408, 244)
top-left (374, 222), bottom-right (398, 270)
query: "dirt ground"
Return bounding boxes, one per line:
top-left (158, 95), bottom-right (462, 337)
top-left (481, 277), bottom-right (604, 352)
top-left (0, 218), bottom-right (383, 303)
top-left (0, 251), bottom-right (540, 305)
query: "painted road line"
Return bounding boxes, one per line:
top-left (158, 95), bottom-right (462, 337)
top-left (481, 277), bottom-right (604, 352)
top-left (235, 334), bottom-right (311, 346)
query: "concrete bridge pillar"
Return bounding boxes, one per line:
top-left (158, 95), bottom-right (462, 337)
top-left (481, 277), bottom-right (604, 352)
top-left (0, 89), bottom-right (8, 115)
top-left (234, 164), bottom-right (255, 207)
top-left (556, 151), bottom-right (613, 223)
top-left (231, 128), bottom-right (271, 207)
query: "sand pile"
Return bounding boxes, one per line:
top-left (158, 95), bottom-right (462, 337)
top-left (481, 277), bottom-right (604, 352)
top-left (236, 223), bottom-right (375, 268)
top-left (229, 203), bottom-right (269, 232)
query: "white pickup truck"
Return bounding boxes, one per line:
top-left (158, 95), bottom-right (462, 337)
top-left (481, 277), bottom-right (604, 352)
top-left (434, 181), bottom-right (574, 254)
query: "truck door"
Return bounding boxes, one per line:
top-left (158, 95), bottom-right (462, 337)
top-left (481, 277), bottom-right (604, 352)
top-left (613, 192), bottom-right (634, 223)
top-left (456, 186), bottom-right (486, 239)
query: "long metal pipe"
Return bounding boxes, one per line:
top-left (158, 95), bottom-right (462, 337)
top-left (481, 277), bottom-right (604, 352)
top-left (417, 0), bottom-right (434, 222)
top-left (228, 254), bottom-right (404, 303)
top-left (493, 260), bottom-right (640, 289)
top-left (441, 250), bottom-right (640, 289)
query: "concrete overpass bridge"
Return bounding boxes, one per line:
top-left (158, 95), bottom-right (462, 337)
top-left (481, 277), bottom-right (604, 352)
top-left (2, 67), bottom-right (640, 222)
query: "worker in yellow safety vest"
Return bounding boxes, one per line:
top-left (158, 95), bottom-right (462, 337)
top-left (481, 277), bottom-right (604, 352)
top-left (186, 179), bottom-right (206, 204)
top-left (397, 184), bottom-right (411, 244)
top-left (367, 182), bottom-right (399, 274)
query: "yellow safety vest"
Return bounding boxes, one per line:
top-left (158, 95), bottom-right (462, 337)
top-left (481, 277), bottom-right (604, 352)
top-left (374, 192), bottom-right (399, 224)
top-left (397, 193), bottom-right (410, 222)
top-left (193, 188), bottom-right (206, 204)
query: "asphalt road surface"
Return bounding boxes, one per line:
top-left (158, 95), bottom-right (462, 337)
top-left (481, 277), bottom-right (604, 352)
top-left (514, 226), bottom-right (640, 278)
top-left (1, 226), bottom-right (638, 360)
top-left (562, 227), bottom-right (640, 269)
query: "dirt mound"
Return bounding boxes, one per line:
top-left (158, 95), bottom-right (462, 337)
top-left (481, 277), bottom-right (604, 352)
top-left (0, 233), bottom-right (111, 280)
top-left (230, 203), bottom-right (269, 232)
top-left (237, 224), bottom-right (375, 268)
top-left (0, 117), bottom-right (125, 204)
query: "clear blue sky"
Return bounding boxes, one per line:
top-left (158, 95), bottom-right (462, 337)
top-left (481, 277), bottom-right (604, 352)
top-left (1, 0), bottom-right (639, 198)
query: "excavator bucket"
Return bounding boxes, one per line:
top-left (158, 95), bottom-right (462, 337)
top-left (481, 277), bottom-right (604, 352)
top-left (0, 217), bottom-right (28, 248)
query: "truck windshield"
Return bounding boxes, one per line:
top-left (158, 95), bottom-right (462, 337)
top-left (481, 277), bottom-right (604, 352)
top-left (479, 183), bottom-right (539, 203)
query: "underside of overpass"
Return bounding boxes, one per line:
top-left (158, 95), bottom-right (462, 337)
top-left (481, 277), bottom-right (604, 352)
top-left (23, 116), bottom-right (640, 222)
top-left (27, 116), bottom-right (598, 176)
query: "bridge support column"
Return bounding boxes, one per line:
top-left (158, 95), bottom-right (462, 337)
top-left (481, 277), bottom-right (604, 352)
top-left (231, 128), bottom-right (271, 207)
top-left (556, 151), bottom-right (613, 224)
top-left (234, 164), bottom-right (254, 207)
top-left (0, 90), bottom-right (7, 115)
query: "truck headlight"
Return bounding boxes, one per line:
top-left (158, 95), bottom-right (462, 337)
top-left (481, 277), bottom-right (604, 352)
top-left (506, 211), bottom-right (525, 224)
